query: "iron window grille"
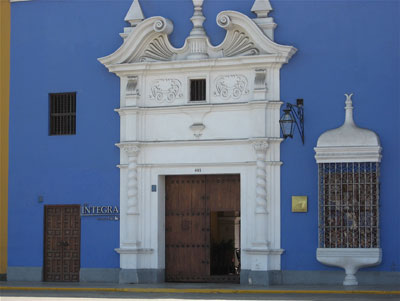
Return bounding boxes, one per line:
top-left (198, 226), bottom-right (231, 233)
top-left (190, 79), bottom-right (206, 101)
top-left (49, 92), bottom-right (76, 136)
top-left (318, 162), bottom-right (380, 248)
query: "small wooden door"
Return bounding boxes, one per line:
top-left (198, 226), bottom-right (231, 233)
top-left (44, 205), bottom-right (81, 282)
top-left (165, 174), bottom-right (240, 282)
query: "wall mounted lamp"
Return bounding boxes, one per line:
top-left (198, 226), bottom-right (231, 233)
top-left (279, 98), bottom-right (304, 144)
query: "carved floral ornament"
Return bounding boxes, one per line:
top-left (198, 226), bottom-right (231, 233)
top-left (149, 79), bottom-right (183, 103)
top-left (214, 75), bottom-right (249, 100)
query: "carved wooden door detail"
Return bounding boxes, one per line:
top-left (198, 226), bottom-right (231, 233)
top-left (165, 174), bottom-right (240, 282)
top-left (44, 205), bottom-right (80, 282)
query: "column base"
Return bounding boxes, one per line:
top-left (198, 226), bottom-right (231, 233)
top-left (119, 268), bottom-right (164, 284)
top-left (240, 270), bottom-right (277, 286)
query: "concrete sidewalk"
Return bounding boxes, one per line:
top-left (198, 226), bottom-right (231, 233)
top-left (1, 281), bottom-right (399, 296)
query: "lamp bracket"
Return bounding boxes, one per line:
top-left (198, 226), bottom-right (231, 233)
top-left (281, 98), bottom-right (304, 144)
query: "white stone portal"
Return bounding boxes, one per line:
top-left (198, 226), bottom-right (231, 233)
top-left (99, 0), bottom-right (296, 284)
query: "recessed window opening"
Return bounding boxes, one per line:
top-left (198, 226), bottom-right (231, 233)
top-left (49, 92), bottom-right (76, 136)
top-left (190, 79), bottom-right (206, 101)
top-left (318, 162), bottom-right (380, 249)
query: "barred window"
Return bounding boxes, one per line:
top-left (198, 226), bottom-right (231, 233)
top-left (190, 79), bottom-right (206, 101)
top-left (318, 162), bottom-right (379, 248)
top-left (49, 92), bottom-right (76, 135)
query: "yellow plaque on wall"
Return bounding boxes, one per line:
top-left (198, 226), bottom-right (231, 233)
top-left (292, 196), bottom-right (308, 212)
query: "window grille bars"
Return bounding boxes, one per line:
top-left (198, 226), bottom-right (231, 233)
top-left (49, 92), bottom-right (76, 135)
top-left (190, 79), bottom-right (206, 101)
top-left (318, 162), bottom-right (379, 248)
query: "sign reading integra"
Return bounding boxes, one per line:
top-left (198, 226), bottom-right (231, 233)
top-left (81, 204), bottom-right (120, 221)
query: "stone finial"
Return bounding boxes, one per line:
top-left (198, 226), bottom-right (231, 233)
top-left (190, 0), bottom-right (206, 36)
top-left (125, 0), bottom-right (145, 27)
top-left (251, 0), bottom-right (273, 18)
top-left (251, 0), bottom-right (276, 40)
top-left (187, 0), bottom-right (209, 59)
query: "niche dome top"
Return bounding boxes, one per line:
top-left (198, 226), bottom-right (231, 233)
top-left (315, 94), bottom-right (381, 163)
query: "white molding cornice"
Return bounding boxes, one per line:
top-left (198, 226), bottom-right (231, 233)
top-left (314, 146), bottom-right (382, 163)
top-left (116, 137), bottom-right (282, 148)
top-left (115, 100), bottom-right (277, 115)
top-left (10, 0), bottom-right (31, 2)
top-left (105, 55), bottom-right (289, 75)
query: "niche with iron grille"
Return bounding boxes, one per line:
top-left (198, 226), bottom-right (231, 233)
top-left (190, 79), bottom-right (206, 101)
top-left (49, 92), bottom-right (76, 135)
top-left (318, 162), bottom-right (380, 249)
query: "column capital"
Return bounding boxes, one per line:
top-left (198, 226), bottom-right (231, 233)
top-left (252, 139), bottom-right (269, 152)
top-left (118, 143), bottom-right (141, 155)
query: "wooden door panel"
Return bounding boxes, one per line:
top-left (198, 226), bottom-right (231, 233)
top-left (189, 176), bottom-right (208, 279)
top-left (207, 174), bottom-right (240, 212)
top-left (165, 174), bottom-right (240, 282)
top-left (44, 207), bottom-right (63, 281)
top-left (44, 205), bottom-right (80, 282)
top-left (165, 175), bottom-right (208, 281)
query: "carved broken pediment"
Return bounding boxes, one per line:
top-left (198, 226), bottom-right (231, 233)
top-left (213, 11), bottom-right (293, 58)
top-left (99, 16), bottom-right (178, 66)
top-left (99, 9), bottom-right (296, 68)
top-left (138, 35), bottom-right (176, 62)
top-left (222, 30), bottom-right (260, 57)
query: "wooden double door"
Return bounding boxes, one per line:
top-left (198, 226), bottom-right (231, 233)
top-left (165, 174), bottom-right (240, 282)
top-left (43, 205), bottom-right (81, 282)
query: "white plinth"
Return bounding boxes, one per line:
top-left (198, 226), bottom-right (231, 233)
top-left (316, 248), bottom-right (382, 286)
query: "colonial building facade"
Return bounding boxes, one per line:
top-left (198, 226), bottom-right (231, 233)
top-left (5, 0), bottom-right (399, 285)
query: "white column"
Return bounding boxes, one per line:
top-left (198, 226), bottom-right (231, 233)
top-left (252, 139), bottom-right (269, 248)
top-left (123, 144), bottom-right (141, 246)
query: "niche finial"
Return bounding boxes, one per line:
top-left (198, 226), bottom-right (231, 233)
top-left (344, 93), bottom-right (355, 125)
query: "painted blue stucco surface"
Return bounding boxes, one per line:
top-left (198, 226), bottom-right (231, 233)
top-left (9, 0), bottom-right (399, 273)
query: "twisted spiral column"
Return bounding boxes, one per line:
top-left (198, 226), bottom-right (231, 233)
top-left (252, 139), bottom-right (269, 247)
top-left (127, 150), bottom-right (139, 214)
top-left (123, 144), bottom-right (141, 245)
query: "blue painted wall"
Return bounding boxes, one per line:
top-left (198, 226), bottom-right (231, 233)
top-left (9, 0), bottom-right (399, 273)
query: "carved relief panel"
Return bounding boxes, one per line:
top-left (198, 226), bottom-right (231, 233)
top-left (125, 69), bottom-right (275, 107)
top-left (211, 72), bottom-right (252, 103)
top-left (149, 79), bottom-right (183, 103)
top-left (214, 75), bottom-right (249, 100)
top-left (145, 76), bottom-right (185, 106)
